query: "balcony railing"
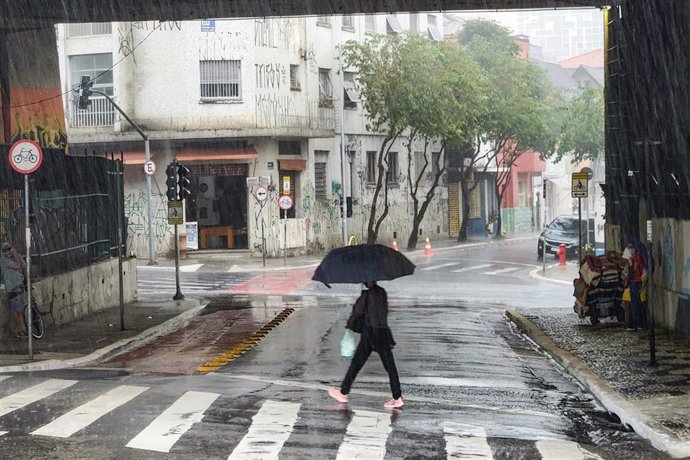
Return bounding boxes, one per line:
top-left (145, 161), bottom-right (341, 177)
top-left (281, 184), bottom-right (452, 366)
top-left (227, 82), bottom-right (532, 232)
top-left (69, 96), bottom-right (117, 128)
top-left (255, 100), bottom-right (335, 131)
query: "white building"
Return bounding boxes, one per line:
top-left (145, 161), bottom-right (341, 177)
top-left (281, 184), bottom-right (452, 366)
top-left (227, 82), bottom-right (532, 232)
top-left (56, 14), bottom-right (448, 258)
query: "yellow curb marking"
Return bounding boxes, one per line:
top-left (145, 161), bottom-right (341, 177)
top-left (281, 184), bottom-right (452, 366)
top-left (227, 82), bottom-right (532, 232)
top-left (196, 307), bottom-right (295, 375)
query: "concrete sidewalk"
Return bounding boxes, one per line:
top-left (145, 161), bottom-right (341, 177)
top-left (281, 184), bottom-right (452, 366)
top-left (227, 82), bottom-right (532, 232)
top-left (515, 262), bottom-right (690, 458)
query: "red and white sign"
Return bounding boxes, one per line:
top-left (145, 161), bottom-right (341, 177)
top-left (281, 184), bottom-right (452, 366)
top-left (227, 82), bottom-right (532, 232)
top-left (278, 195), bottom-right (293, 210)
top-left (9, 140), bottom-right (43, 175)
top-left (255, 186), bottom-right (268, 202)
top-left (144, 160), bottom-right (156, 176)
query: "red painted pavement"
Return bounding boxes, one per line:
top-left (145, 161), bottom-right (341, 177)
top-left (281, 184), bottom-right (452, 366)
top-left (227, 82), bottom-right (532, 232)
top-left (226, 267), bottom-right (315, 295)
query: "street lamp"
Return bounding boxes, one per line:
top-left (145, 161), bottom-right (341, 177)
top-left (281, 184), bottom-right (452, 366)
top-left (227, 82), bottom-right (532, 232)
top-left (78, 76), bottom-right (157, 265)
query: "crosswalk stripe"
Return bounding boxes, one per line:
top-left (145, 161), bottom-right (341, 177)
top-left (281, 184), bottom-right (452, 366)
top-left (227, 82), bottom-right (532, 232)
top-left (443, 423), bottom-right (493, 459)
top-left (421, 262), bottom-right (460, 271)
top-left (126, 390), bottom-right (220, 453)
top-left (227, 400), bottom-right (300, 460)
top-left (536, 440), bottom-right (603, 459)
top-left (451, 263), bottom-right (493, 273)
top-left (31, 385), bottom-right (149, 438)
top-left (0, 379), bottom-right (77, 418)
top-left (336, 410), bottom-right (391, 460)
top-left (483, 267), bottom-right (521, 275)
top-left (180, 264), bottom-right (204, 272)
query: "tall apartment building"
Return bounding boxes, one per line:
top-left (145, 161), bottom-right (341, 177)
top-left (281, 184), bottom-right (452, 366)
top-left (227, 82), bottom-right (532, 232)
top-left (56, 14), bottom-right (448, 258)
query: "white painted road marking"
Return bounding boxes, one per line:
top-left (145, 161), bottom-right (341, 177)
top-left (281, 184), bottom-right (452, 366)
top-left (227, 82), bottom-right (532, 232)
top-left (536, 440), bottom-right (603, 459)
top-left (0, 379), bottom-right (77, 418)
top-left (483, 267), bottom-right (521, 275)
top-left (336, 409), bottom-right (391, 459)
top-left (126, 390), bottom-right (220, 453)
top-left (32, 385), bottom-right (149, 438)
top-left (228, 400), bottom-right (300, 460)
top-left (180, 264), bottom-right (204, 272)
top-left (421, 262), bottom-right (460, 271)
top-left (444, 423), bottom-right (493, 459)
top-left (451, 264), bottom-right (493, 273)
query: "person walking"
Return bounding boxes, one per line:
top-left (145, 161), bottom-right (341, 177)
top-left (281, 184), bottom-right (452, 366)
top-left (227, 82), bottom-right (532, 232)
top-left (0, 242), bottom-right (27, 337)
top-left (628, 244), bottom-right (646, 330)
top-left (328, 281), bottom-right (403, 409)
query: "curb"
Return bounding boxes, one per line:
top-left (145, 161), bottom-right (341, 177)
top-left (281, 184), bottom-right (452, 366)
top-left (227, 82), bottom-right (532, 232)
top-left (0, 303), bottom-right (208, 374)
top-left (506, 309), bottom-right (690, 458)
top-left (528, 263), bottom-right (576, 285)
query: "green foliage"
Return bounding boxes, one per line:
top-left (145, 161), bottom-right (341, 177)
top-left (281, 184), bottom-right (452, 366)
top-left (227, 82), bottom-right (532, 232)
top-left (556, 87), bottom-right (605, 163)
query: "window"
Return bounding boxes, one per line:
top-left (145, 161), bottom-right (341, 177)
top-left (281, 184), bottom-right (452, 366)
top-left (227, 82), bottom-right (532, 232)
top-left (428, 14), bottom-right (442, 42)
top-left (518, 180), bottom-right (529, 207)
top-left (366, 151), bottom-right (377, 184)
top-left (315, 160), bottom-right (328, 199)
top-left (365, 15), bottom-right (375, 34)
top-left (342, 15), bottom-right (354, 30)
top-left (386, 14), bottom-right (403, 35)
top-left (414, 151), bottom-right (426, 178)
top-left (343, 71), bottom-right (359, 109)
top-left (317, 16), bottom-right (330, 26)
top-left (66, 22), bottom-right (112, 37)
top-left (200, 60), bottom-right (241, 101)
top-left (279, 140), bottom-right (301, 156)
top-left (290, 64), bottom-right (300, 91)
top-left (318, 68), bottom-right (333, 103)
top-left (387, 152), bottom-right (399, 184)
top-left (69, 53), bottom-right (115, 127)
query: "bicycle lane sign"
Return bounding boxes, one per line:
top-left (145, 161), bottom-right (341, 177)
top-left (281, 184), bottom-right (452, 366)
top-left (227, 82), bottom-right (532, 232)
top-left (9, 139), bottom-right (43, 175)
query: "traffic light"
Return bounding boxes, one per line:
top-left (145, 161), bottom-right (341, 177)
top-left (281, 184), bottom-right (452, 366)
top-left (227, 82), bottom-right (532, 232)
top-left (77, 75), bottom-right (93, 110)
top-left (166, 162), bottom-right (178, 201)
top-left (177, 164), bottom-right (191, 200)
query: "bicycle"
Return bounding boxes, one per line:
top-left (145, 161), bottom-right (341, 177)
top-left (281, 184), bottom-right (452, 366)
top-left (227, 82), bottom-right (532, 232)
top-left (24, 299), bottom-right (44, 339)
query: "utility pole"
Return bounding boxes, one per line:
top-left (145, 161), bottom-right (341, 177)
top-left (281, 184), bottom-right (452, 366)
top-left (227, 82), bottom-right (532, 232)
top-left (338, 44), bottom-right (348, 246)
top-left (78, 76), bottom-right (157, 265)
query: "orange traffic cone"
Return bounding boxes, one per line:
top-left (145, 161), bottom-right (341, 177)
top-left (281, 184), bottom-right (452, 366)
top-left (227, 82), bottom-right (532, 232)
top-left (392, 239), bottom-right (398, 251)
top-left (424, 237), bottom-right (433, 256)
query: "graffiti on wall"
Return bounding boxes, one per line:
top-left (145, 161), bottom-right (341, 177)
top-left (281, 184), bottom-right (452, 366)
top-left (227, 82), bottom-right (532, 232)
top-left (117, 25), bottom-right (136, 63)
top-left (255, 94), bottom-right (294, 128)
top-left (10, 88), bottom-right (67, 148)
top-left (306, 44), bottom-right (317, 73)
top-left (198, 30), bottom-right (248, 60)
top-left (254, 18), bottom-right (293, 50)
top-left (131, 21), bottom-right (182, 32)
top-left (124, 191), bottom-right (171, 256)
top-left (255, 63), bottom-right (287, 90)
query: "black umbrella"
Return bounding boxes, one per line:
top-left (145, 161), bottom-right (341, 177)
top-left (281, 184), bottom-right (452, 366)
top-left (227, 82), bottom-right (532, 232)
top-left (312, 244), bottom-right (416, 287)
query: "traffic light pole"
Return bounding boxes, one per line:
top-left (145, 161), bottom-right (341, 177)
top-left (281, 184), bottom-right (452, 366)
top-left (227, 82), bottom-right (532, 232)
top-left (89, 89), bottom-right (157, 265)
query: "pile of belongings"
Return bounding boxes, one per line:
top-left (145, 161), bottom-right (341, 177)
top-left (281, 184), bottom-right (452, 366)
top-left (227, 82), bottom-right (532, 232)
top-left (573, 251), bottom-right (629, 320)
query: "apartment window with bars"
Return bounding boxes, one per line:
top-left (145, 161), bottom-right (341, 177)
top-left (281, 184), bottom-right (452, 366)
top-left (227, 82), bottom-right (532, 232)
top-left (314, 161), bottom-right (328, 199)
top-left (366, 151), bottom-right (377, 184)
top-left (200, 60), bottom-right (241, 101)
top-left (342, 15), bottom-right (354, 30)
top-left (318, 68), bottom-right (333, 103)
top-left (66, 22), bottom-right (112, 37)
top-left (387, 152), bottom-right (399, 184)
top-left (518, 180), bottom-right (529, 207)
top-left (279, 140), bottom-right (301, 155)
top-left (365, 15), bottom-right (375, 34)
top-left (290, 64), bottom-right (300, 91)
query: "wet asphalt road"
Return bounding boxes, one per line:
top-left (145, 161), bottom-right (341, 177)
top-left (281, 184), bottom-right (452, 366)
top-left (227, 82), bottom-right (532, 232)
top-left (0, 239), bottom-right (669, 458)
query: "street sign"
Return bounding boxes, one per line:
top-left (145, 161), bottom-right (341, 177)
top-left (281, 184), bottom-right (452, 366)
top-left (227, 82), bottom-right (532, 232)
top-left (279, 195), bottom-right (293, 210)
top-left (168, 200), bottom-right (183, 225)
top-left (571, 172), bottom-right (589, 198)
top-left (255, 186), bottom-right (268, 202)
top-left (9, 140), bottom-right (43, 175)
top-left (267, 161), bottom-right (274, 170)
top-left (144, 160), bottom-right (156, 176)
top-left (283, 176), bottom-right (290, 195)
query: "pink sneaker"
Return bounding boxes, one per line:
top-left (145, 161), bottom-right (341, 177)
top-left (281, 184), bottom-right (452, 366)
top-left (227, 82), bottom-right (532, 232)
top-left (328, 388), bottom-right (349, 403)
top-left (384, 397), bottom-right (404, 409)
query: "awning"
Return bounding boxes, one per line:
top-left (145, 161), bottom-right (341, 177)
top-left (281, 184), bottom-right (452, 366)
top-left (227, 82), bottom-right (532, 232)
top-left (278, 159), bottom-right (307, 171)
top-left (177, 147), bottom-right (259, 163)
top-left (121, 152), bottom-right (151, 165)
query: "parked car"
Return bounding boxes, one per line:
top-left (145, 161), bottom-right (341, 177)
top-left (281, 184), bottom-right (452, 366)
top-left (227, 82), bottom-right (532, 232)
top-left (537, 215), bottom-right (595, 258)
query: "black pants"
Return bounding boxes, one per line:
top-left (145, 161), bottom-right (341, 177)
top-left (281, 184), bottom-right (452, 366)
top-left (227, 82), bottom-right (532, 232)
top-left (340, 335), bottom-right (401, 399)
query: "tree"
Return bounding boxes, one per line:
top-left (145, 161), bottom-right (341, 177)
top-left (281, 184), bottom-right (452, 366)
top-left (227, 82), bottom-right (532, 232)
top-left (554, 87), bottom-right (604, 164)
top-left (344, 35), bottom-right (485, 247)
top-left (458, 19), bottom-right (554, 240)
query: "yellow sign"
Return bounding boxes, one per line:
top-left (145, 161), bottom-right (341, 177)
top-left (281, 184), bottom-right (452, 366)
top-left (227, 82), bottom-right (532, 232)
top-left (283, 175), bottom-right (291, 195)
top-left (571, 172), bottom-right (589, 198)
top-left (168, 200), bottom-right (183, 225)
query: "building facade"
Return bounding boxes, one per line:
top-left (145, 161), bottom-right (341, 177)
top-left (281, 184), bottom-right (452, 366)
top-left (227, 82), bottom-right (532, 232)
top-left (56, 14), bottom-right (449, 258)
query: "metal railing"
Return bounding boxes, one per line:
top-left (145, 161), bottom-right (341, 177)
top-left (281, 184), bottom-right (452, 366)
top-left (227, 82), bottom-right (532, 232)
top-left (69, 96), bottom-right (117, 127)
